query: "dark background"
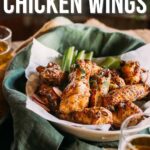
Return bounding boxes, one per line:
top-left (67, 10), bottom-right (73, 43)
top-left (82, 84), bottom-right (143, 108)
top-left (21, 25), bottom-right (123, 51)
top-left (0, 0), bottom-right (150, 41)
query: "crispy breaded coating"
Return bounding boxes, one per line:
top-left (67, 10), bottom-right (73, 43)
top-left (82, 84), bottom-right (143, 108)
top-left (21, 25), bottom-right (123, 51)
top-left (36, 84), bottom-right (61, 114)
top-left (35, 59), bottom-right (150, 126)
top-left (109, 70), bottom-right (126, 90)
top-left (59, 60), bottom-right (101, 114)
top-left (121, 61), bottom-right (141, 84)
top-left (71, 107), bottom-right (113, 125)
top-left (103, 84), bottom-right (149, 108)
top-left (69, 60), bottom-right (102, 81)
top-left (112, 102), bottom-right (142, 127)
top-left (36, 62), bottom-right (66, 86)
top-left (90, 69), bottom-right (111, 107)
top-left (59, 107), bottom-right (113, 125)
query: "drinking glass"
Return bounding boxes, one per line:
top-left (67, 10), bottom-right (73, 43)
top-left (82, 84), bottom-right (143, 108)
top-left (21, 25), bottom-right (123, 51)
top-left (0, 26), bottom-right (13, 117)
top-left (0, 26), bottom-right (12, 44)
top-left (0, 26), bottom-right (13, 75)
top-left (118, 113), bottom-right (150, 150)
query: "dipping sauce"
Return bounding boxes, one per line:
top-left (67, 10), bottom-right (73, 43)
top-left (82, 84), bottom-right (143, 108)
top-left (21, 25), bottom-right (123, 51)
top-left (131, 137), bottom-right (150, 150)
top-left (120, 134), bottom-right (150, 150)
top-left (127, 136), bottom-right (150, 150)
top-left (132, 145), bottom-right (150, 150)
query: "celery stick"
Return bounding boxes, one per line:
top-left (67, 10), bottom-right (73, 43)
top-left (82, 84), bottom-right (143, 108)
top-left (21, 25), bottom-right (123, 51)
top-left (61, 49), bottom-right (68, 70)
top-left (85, 51), bottom-right (94, 60)
top-left (62, 47), bottom-right (75, 72)
top-left (100, 57), bottom-right (120, 69)
top-left (76, 50), bottom-right (85, 60)
top-left (72, 50), bottom-right (78, 64)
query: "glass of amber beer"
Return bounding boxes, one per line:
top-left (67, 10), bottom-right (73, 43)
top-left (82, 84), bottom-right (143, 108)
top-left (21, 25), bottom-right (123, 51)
top-left (0, 26), bottom-right (13, 117)
top-left (0, 26), bottom-right (13, 75)
top-left (119, 112), bottom-right (150, 150)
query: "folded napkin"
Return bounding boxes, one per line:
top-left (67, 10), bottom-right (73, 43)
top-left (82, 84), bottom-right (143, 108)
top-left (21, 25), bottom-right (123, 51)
top-left (2, 24), bottom-right (146, 150)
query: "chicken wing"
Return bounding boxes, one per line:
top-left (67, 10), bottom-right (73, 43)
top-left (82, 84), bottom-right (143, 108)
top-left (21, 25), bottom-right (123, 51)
top-left (103, 84), bottom-right (149, 109)
top-left (59, 107), bottom-right (113, 125)
top-left (109, 70), bottom-right (126, 90)
top-left (72, 107), bottom-right (113, 125)
top-left (121, 61), bottom-right (141, 84)
top-left (112, 102), bottom-right (142, 127)
top-left (69, 60), bottom-right (101, 81)
top-left (36, 84), bottom-right (62, 114)
top-left (36, 62), bottom-right (66, 86)
top-left (90, 69), bottom-right (111, 107)
top-left (59, 60), bottom-right (101, 114)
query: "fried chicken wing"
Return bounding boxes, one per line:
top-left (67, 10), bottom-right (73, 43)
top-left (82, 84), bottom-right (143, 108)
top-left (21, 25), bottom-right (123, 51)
top-left (90, 69), bottom-right (111, 107)
top-left (121, 61), bottom-right (141, 84)
top-left (36, 62), bottom-right (66, 86)
top-left (34, 56), bottom-right (150, 127)
top-left (103, 84), bottom-right (149, 109)
top-left (59, 60), bottom-right (101, 114)
top-left (36, 84), bottom-right (62, 114)
top-left (69, 60), bottom-right (101, 81)
top-left (112, 102), bottom-right (142, 127)
top-left (59, 107), bottom-right (113, 125)
top-left (109, 70), bottom-right (126, 90)
top-left (72, 107), bottom-right (113, 125)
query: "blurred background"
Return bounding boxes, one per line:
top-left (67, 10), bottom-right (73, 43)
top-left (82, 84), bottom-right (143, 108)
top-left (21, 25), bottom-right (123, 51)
top-left (0, 0), bottom-right (150, 41)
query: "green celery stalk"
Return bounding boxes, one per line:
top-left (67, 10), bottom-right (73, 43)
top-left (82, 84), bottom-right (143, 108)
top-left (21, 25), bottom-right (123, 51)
top-left (72, 50), bottom-right (78, 64)
top-left (61, 48), bottom-right (68, 71)
top-left (100, 57), bottom-right (120, 69)
top-left (85, 51), bottom-right (94, 60)
top-left (76, 50), bottom-right (85, 60)
top-left (62, 47), bottom-right (75, 72)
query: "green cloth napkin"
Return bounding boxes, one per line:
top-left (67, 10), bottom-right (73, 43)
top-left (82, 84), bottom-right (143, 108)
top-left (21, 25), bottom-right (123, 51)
top-left (2, 24), bottom-right (146, 150)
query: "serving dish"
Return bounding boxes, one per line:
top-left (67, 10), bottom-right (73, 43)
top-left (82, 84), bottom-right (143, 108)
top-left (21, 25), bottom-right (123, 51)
top-left (25, 39), bottom-right (149, 142)
top-left (4, 24), bottom-right (147, 142)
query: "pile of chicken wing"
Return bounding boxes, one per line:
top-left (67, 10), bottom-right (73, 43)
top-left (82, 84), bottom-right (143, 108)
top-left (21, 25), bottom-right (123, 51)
top-left (35, 60), bottom-right (150, 128)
